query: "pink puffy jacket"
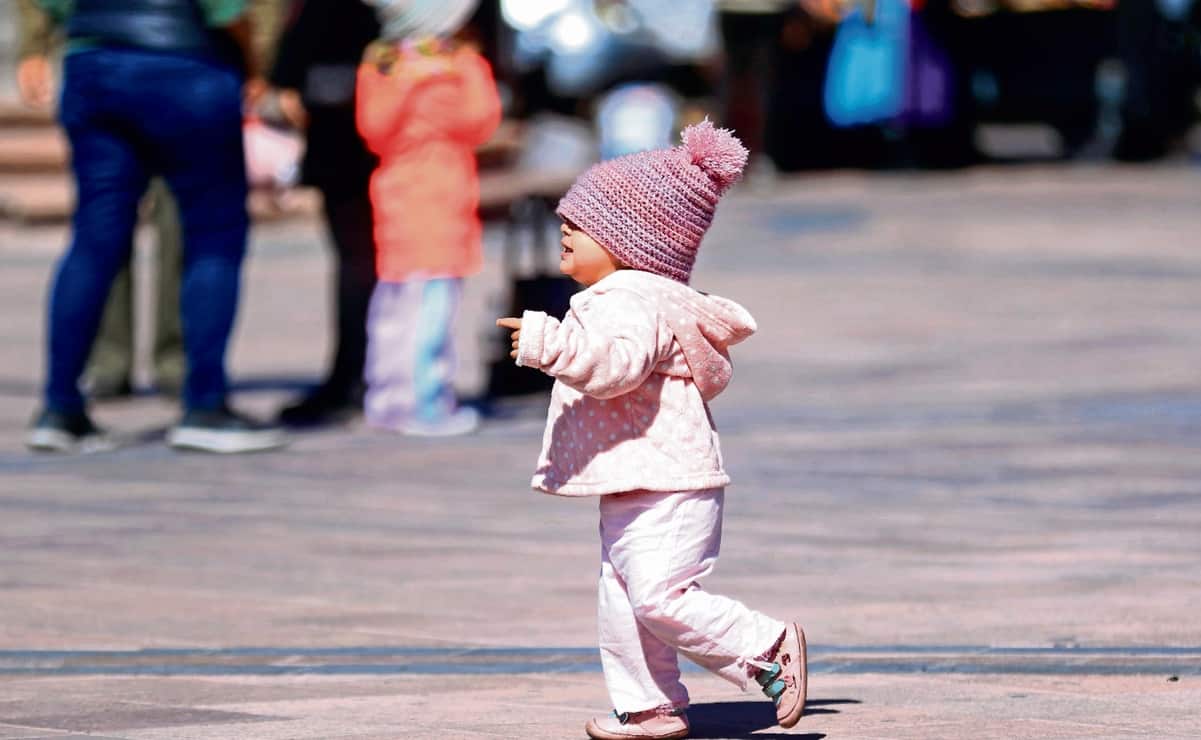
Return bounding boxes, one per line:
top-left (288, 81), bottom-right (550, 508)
top-left (516, 269), bottom-right (756, 496)
top-left (356, 44), bottom-right (502, 282)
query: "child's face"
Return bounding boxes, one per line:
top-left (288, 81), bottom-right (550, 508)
top-left (560, 220), bottom-right (622, 286)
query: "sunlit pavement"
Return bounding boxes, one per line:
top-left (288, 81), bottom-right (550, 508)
top-left (2, 164), bottom-right (1200, 738)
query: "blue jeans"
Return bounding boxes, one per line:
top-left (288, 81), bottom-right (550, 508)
top-left (45, 48), bottom-right (249, 414)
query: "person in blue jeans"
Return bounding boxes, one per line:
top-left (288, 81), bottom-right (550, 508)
top-left (25, 0), bottom-right (287, 454)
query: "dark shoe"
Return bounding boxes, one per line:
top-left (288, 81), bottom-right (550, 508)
top-left (26, 408), bottom-right (114, 453)
top-left (277, 387), bottom-right (361, 428)
top-left (168, 405), bottom-right (288, 454)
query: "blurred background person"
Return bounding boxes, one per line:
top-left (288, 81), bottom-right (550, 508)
top-left (268, 0), bottom-right (381, 428)
top-left (16, 0), bottom-right (186, 401)
top-left (86, 182), bottom-right (186, 399)
top-left (1114, 0), bottom-right (1201, 160)
top-left (717, 0), bottom-right (795, 179)
top-left (25, 0), bottom-right (287, 454)
top-left (356, 0), bottom-right (502, 436)
top-left (14, 0), bottom-right (54, 108)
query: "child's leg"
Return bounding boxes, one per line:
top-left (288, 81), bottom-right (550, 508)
top-left (599, 515), bottom-right (689, 713)
top-left (409, 277), bottom-right (461, 422)
top-left (599, 488), bottom-right (786, 690)
top-left (363, 280), bottom-right (422, 428)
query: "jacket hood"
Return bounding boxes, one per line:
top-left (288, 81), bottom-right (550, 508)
top-left (599, 270), bottom-right (756, 401)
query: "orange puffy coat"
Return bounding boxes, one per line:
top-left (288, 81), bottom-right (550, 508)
top-left (356, 44), bottom-right (502, 282)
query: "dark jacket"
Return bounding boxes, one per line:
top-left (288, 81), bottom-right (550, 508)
top-left (270, 0), bottom-right (379, 195)
top-left (66, 0), bottom-right (245, 70)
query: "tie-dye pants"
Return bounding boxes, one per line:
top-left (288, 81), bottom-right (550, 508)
top-left (364, 277), bottom-right (463, 429)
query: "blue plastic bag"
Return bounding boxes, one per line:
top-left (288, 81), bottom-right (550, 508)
top-left (824, 0), bottom-right (910, 128)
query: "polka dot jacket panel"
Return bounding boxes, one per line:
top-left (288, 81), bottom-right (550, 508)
top-left (515, 270), bottom-right (756, 496)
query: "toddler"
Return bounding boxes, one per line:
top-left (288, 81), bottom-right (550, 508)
top-left (356, 0), bottom-right (500, 435)
top-left (497, 121), bottom-right (806, 740)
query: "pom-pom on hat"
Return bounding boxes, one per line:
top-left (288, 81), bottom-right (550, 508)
top-left (556, 119), bottom-right (748, 284)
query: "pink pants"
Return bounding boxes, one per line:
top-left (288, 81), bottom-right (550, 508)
top-left (598, 488), bottom-right (786, 713)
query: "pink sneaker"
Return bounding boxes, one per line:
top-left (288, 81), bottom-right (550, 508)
top-left (754, 623), bottom-right (807, 728)
top-left (584, 706), bottom-right (689, 740)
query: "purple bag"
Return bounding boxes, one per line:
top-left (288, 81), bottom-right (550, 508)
top-left (900, 12), bottom-right (954, 128)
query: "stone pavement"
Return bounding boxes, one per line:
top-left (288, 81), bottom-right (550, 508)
top-left (1, 165), bottom-right (1200, 738)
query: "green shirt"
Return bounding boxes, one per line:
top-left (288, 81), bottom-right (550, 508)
top-left (35, 0), bottom-right (248, 28)
top-left (23, 0), bottom-right (283, 70)
top-left (33, 0), bottom-right (250, 57)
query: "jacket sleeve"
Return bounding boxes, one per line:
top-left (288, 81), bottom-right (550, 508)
top-left (269, 0), bottom-right (325, 90)
top-left (247, 0), bottom-right (286, 73)
top-left (355, 53), bottom-right (420, 155)
top-left (516, 290), bottom-right (664, 400)
top-left (446, 49), bottom-right (502, 147)
top-left (18, 0), bottom-right (56, 60)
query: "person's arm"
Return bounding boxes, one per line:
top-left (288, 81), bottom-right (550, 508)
top-left (30, 0), bottom-right (70, 24)
top-left (503, 290), bottom-right (666, 400)
top-left (16, 0), bottom-right (56, 109)
top-left (226, 14), bottom-right (259, 80)
top-left (446, 48), bottom-right (502, 147)
top-left (199, 0), bottom-right (258, 80)
top-left (18, 0), bottom-right (54, 59)
top-left (266, 0), bottom-right (328, 129)
top-left (269, 0), bottom-right (324, 90)
top-left (248, 0), bottom-right (286, 74)
top-left (354, 46), bottom-right (448, 154)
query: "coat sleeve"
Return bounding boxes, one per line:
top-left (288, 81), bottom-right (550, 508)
top-left (17, 0), bottom-right (56, 59)
top-left (247, 0), bottom-right (286, 73)
top-left (269, 0), bottom-right (323, 90)
top-left (516, 290), bottom-right (665, 400)
top-left (446, 49), bottom-right (502, 147)
top-left (355, 53), bottom-right (419, 155)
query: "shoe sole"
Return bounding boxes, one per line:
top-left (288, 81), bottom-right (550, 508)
top-left (278, 407), bottom-right (359, 429)
top-left (167, 427), bottom-right (288, 454)
top-left (777, 623), bottom-right (808, 729)
top-left (26, 428), bottom-right (76, 453)
top-left (399, 420), bottom-right (480, 437)
top-left (584, 718), bottom-right (689, 740)
top-left (26, 429), bottom-right (116, 454)
top-left (398, 411), bottom-right (481, 437)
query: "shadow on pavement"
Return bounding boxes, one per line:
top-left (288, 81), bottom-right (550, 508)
top-left (688, 698), bottom-right (859, 739)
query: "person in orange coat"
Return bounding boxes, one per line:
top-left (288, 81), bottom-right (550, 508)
top-left (356, 0), bottom-right (501, 436)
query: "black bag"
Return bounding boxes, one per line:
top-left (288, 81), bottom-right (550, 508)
top-left (487, 197), bottom-right (578, 398)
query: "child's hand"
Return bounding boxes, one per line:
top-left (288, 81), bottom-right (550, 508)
top-left (496, 317), bottom-right (522, 359)
top-left (405, 53), bottom-right (456, 82)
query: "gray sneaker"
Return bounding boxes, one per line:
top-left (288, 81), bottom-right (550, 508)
top-left (26, 408), bottom-right (114, 453)
top-left (168, 406), bottom-right (288, 454)
top-left (399, 407), bottom-right (481, 437)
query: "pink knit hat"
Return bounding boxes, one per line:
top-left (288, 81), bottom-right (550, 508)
top-left (556, 120), bottom-right (748, 284)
